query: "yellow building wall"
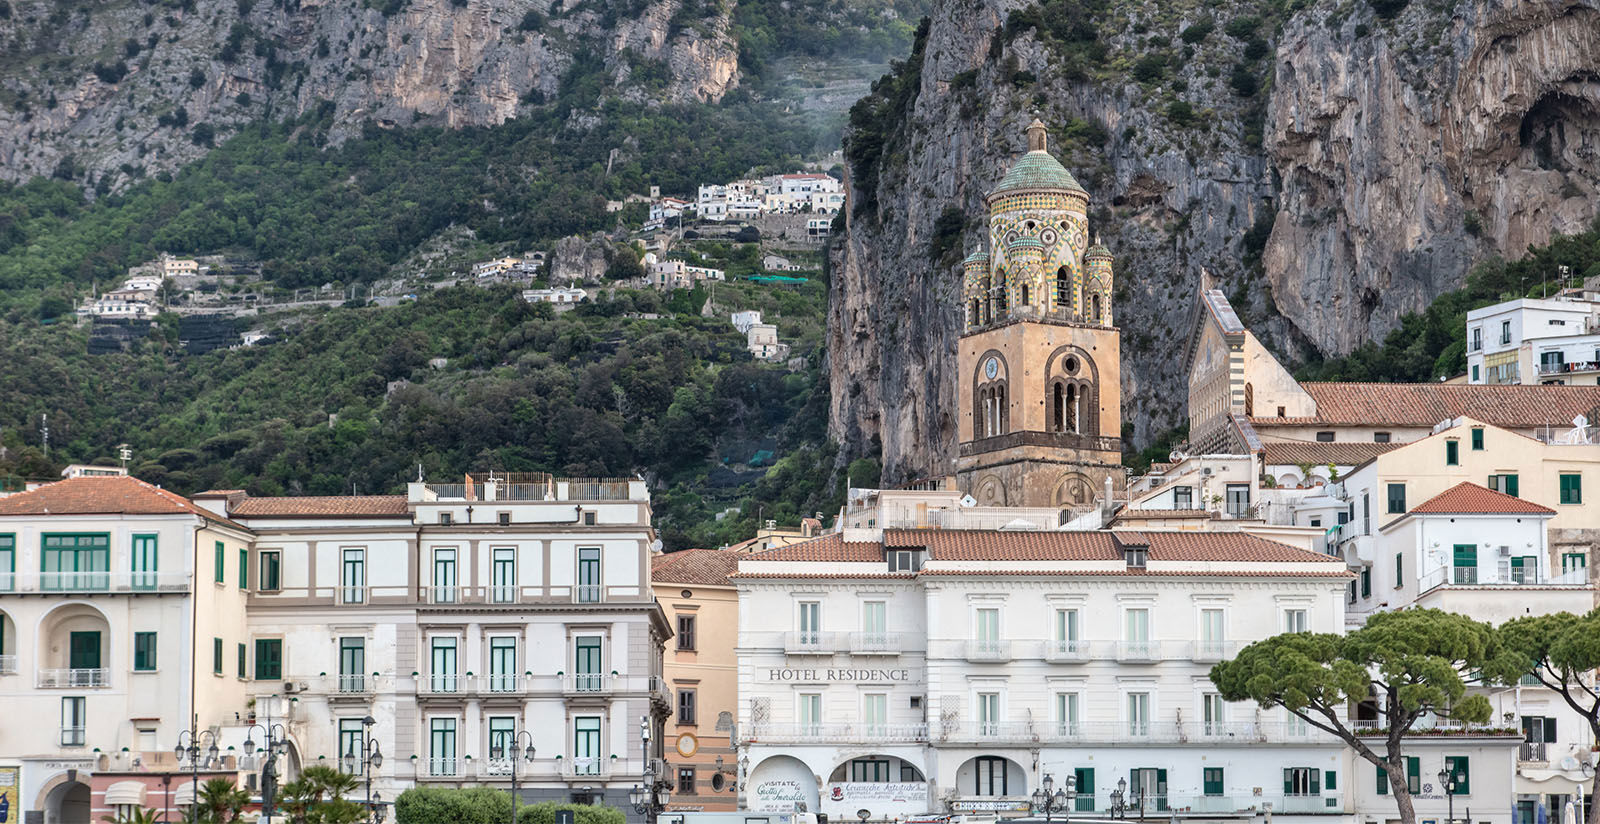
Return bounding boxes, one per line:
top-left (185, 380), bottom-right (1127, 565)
top-left (656, 581), bottom-right (739, 810)
top-left (192, 525), bottom-right (253, 731)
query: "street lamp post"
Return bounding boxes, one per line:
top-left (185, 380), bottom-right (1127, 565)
top-left (1031, 773), bottom-right (1077, 822)
top-left (1437, 769), bottom-right (1456, 824)
top-left (629, 716), bottom-right (671, 824)
top-left (1111, 778), bottom-right (1127, 821)
top-left (341, 716), bottom-right (384, 824)
top-left (497, 731), bottom-right (536, 824)
top-left (174, 730), bottom-right (221, 823)
top-left (242, 717), bottom-right (289, 822)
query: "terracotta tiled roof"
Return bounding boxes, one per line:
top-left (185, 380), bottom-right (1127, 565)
top-left (652, 549), bottom-right (739, 586)
top-left (230, 495), bottom-right (410, 517)
top-left (744, 533), bottom-right (884, 562)
top-left (193, 489), bottom-right (246, 497)
top-left (1249, 383), bottom-right (1600, 427)
top-left (887, 529), bottom-right (1340, 563)
top-left (1261, 442), bottom-right (1400, 467)
top-left (916, 569), bottom-right (1354, 578)
top-left (1408, 482), bottom-right (1556, 516)
top-left (0, 476), bottom-right (246, 529)
top-left (1112, 509), bottom-right (1217, 521)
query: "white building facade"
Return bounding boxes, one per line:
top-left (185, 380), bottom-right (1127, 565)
top-left (1465, 297), bottom-right (1600, 385)
top-left (734, 528), bottom-right (1357, 823)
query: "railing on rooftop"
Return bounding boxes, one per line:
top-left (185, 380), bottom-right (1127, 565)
top-left (1420, 565), bottom-right (1590, 592)
top-left (0, 571), bottom-right (191, 594)
top-left (1534, 425), bottom-right (1600, 445)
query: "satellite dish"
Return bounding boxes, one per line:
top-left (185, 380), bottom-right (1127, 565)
top-left (959, 495), bottom-right (977, 508)
top-left (651, 539), bottom-right (664, 553)
top-left (1560, 756), bottom-right (1580, 771)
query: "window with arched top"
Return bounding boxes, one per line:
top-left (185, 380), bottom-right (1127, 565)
top-left (995, 281), bottom-right (1009, 315)
top-left (1244, 383), bottom-right (1254, 417)
top-left (971, 298), bottom-right (982, 326)
top-left (1091, 294), bottom-right (1102, 324)
top-left (980, 276), bottom-right (993, 323)
top-left (1055, 267), bottom-right (1071, 309)
top-left (1021, 284), bottom-right (1030, 306)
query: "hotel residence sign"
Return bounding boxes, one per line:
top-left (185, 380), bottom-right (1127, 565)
top-left (764, 667), bottom-right (916, 682)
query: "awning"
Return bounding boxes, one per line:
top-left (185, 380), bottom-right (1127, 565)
top-left (105, 782), bottom-right (148, 806)
top-left (173, 780), bottom-right (198, 806)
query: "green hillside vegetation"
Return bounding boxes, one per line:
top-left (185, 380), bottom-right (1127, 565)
top-left (0, 100), bottom-right (824, 313)
top-left (1298, 220), bottom-right (1600, 382)
top-left (0, 280), bottom-right (842, 550)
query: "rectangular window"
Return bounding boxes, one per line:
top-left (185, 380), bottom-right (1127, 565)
top-left (1202, 693), bottom-right (1225, 735)
top-left (488, 716), bottom-right (516, 762)
top-left (238, 549), bottom-right (248, 590)
top-left (259, 551), bottom-right (281, 592)
top-left (1472, 364), bottom-right (1480, 382)
top-left (1284, 767), bottom-right (1321, 796)
top-left (1055, 608), bottom-right (1080, 653)
top-left (1524, 716), bottom-right (1558, 744)
top-left (1199, 608), bottom-right (1225, 658)
top-left (576, 548), bottom-right (601, 602)
top-left (797, 601), bottom-right (821, 644)
top-left (677, 766), bottom-right (697, 795)
top-left (491, 548), bottom-right (516, 603)
top-left (677, 688), bottom-right (697, 725)
top-left (215, 541), bottom-right (225, 583)
top-left (1374, 432), bottom-right (1392, 443)
top-left (254, 638), bottom-right (282, 680)
top-left (1361, 568), bottom-right (1372, 598)
top-left (1471, 327), bottom-right (1482, 351)
top-left (862, 601), bottom-right (887, 642)
top-left (1056, 693), bottom-right (1079, 736)
top-left (432, 548), bottom-right (457, 603)
top-left (336, 719), bottom-right (364, 771)
top-left (488, 636), bottom-right (517, 692)
top-left (1447, 440), bottom-right (1460, 465)
top-left (133, 632), bottom-right (157, 671)
top-left (1377, 758), bottom-right (1421, 794)
top-left (1445, 756), bottom-right (1470, 795)
top-left (974, 756), bottom-right (1010, 796)
top-left (798, 694), bottom-right (822, 734)
top-left (1362, 492), bottom-right (1371, 535)
top-left (236, 643), bottom-right (246, 678)
top-left (1130, 768), bottom-right (1168, 811)
top-left (1225, 483), bottom-right (1250, 517)
top-left (131, 535), bottom-right (158, 590)
top-left (41, 533), bottom-right (110, 591)
top-left (1489, 473), bottom-right (1520, 497)
top-left (887, 549), bottom-right (923, 572)
top-left (1386, 483), bottom-right (1406, 514)
top-left (1127, 692), bottom-right (1150, 737)
top-left (572, 717), bottom-right (601, 775)
top-left (0, 533), bottom-right (13, 592)
top-left (1471, 428), bottom-right (1485, 450)
top-left (1561, 474), bottom-right (1583, 505)
top-left (1396, 553), bottom-right (1404, 585)
top-left (1173, 486), bottom-right (1193, 508)
top-left (1511, 555), bottom-right (1538, 584)
top-left (340, 638), bottom-right (366, 692)
top-left (977, 692), bottom-right (1001, 734)
top-left (61, 697), bottom-right (86, 746)
top-left (69, 630), bottom-right (100, 671)
top-left (430, 718), bottom-right (458, 776)
top-left (574, 636), bottom-right (603, 691)
top-left (975, 608), bottom-right (1000, 643)
top-left (1316, 431), bottom-right (1335, 442)
top-left (439, 512), bottom-right (453, 526)
top-left (1284, 609), bottom-right (1308, 633)
top-left (677, 615), bottom-right (697, 651)
top-left (851, 759), bottom-right (890, 783)
top-left (1563, 553), bottom-right (1588, 574)
top-left (341, 548), bottom-right (365, 604)
top-left (863, 693), bottom-right (888, 735)
top-left (430, 637), bottom-right (458, 692)
top-left (1501, 320), bottom-right (1511, 345)
top-left (498, 512), bottom-right (511, 526)
top-left (1203, 767), bottom-right (1224, 797)
top-left (1454, 544), bottom-right (1479, 584)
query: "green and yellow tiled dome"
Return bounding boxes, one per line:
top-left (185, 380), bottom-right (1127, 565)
top-left (990, 119), bottom-right (1087, 195)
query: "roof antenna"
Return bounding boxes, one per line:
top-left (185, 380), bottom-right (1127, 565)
top-left (417, 463), bottom-right (425, 482)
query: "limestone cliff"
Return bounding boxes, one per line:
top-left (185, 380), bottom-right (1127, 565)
top-left (0, 0), bottom-right (740, 186)
top-left (829, 0), bottom-right (1600, 482)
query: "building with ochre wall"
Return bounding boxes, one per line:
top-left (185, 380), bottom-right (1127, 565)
top-left (957, 120), bottom-right (1124, 511)
top-left (652, 550), bottom-right (740, 811)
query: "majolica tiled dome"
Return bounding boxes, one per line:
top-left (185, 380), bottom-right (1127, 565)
top-left (990, 119), bottom-right (1087, 195)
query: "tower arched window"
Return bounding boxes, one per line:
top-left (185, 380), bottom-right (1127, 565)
top-left (1244, 383), bottom-right (1254, 417)
top-left (1065, 383), bottom-right (1080, 434)
top-left (980, 277), bottom-right (993, 324)
top-left (1021, 284), bottom-right (1030, 306)
top-left (1091, 294), bottom-right (1102, 324)
top-left (1051, 382), bottom-right (1065, 432)
top-left (995, 281), bottom-right (1009, 316)
top-left (996, 383), bottom-right (1008, 434)
top-left (1055, 267), bottom-right (1071, 310)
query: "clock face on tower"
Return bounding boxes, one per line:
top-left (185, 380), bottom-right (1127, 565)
top-left (984, 357), bottom-right (999, 380)
top-left (675, 733), bottom-right (698, 758)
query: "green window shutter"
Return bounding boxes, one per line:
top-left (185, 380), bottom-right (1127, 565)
top-left (1361, 568), bottom-right (1371, 598)
top-left (1471, 428), bottom-right (1483, 450)
top-left (1453, 544), bottom-right (1478, 567)
top-left (1075, 768), bottom-right (1094, 811)
top-left (1446, 440), bottom-right (1459, 465)
top-left (1376, 764), bottom-right (1388, 795)
top-left (1561, 474), bottom-right (1582, 505)
top-left (1310, 769), bottom-right (1320, 795)
top-left (239, 549), bottom-right (248, 589)
top-left (1511, 556), bottom-right (1525, 570)
top-left (1507, 474), bottom-right (1519, 496)
top-left (1448, 756), bottom-right (1469, 794)
top-left (237, 643), bottom-right (246, 678)
top-left (1395, 553), bottom-right (1403, 583)
top-left (255, 638), bottom-right (282, 680)
top-left (214, 541), bottom-right (225, 583)
top-left (1406, 757), bottom-right (1420, 794)
top-left (1204, 768), bottom-right (1223, 796)
top-left (212, 637), bottom-right (222, 673)
top-left (1324, 770), bottom-right (1336, 791)
top-left (134, 632), bottom-right (157, 671)
top-left (1284, 768), bottom-right (1293, 796)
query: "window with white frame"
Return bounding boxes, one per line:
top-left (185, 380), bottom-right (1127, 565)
top-left (1055, 608), bottom-right (1081, 654)
top-left (1125, 607), bottom-right (1151, 656)
top-left (1199, 608), bottom-right (1225, 656)
top-left (977, 692), bottom-right (1001, 735)
top-left (1202, 693), bottom-right (1225, 735)
top-left (340, 548), bottom-right (365, 604)
top-left (1057, 692), bottom-right (1080, 736)
top-left (798, 694), bottom-right (822, 735)
top-left (431, 548), bottom-right (457, 603)
top-left (861, 601), bottom-right (887, 646)
top-left (1283, 608), bottom-right (1308, 633)
top-left (491, 548), bottom-right (516, 603)
top-left (797, 601), bottom-right (822, 645)
top-left (862, 693), bottom-right (888, 735)
top-left (1127, 692), bottom-right (1150, 737)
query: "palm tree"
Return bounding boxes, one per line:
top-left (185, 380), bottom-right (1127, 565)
top-left (102, 808), bottom-right (165, 824)
top-left (299, 766), bottom-right (359, 802)
top-left (277, 766), bottom-right (365, 824)
top-left (196, 778), bottom-right (250, 824)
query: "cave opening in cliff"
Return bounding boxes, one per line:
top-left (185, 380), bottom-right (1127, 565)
top-left (1517, 88), bottom-right (1600, 174)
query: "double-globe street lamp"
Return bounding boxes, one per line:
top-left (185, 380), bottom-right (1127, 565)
top-left (630, 716), bottom-right (672, 824)
top-left (491, 730), bottom-right (536, 824)
top-left (1109, 777), bottom-right (1143, 821)
top-left (242, 718), bottom-right (288, 822)
top-left (341, 715), bottom-right (385, 824)
top-left (175, 729), bottom-right (220, 823)
top-left (1437, 768), bottom-right (1457, 824)
top-left (1032, 773), bottom-right (1077, 822)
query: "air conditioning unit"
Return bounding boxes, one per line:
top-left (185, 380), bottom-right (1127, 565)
top-left (284, 681), bottom-right (298, 693)
top-left (1498, 546), bottom-right (1512, 557)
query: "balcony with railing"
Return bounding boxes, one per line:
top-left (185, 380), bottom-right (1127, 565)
top-left (0, 655), bottom-right (16, 675)
top-left (482, 674), bottom-right (527, 695)
top-left (0, 571), bottom-right (191, 594)
top-left (428, 757), bottom-right (459, 777)
top-left (335, 674), bottom-right (371, 695)
top-left (561, 757), bottom-right (608, 778)
top-left (648, 675), bottom-right (672, 707)
top-left (1044, 639), bottom-right (1090, 663)
top-left (420, 673), bottom-right (467, 696)
top-left (965, 639), bottom-right (1013, 663)
top-left (784, 631), bottom-right (836, 655)
top-left (849, 632), bottom-right (905, 655)
top-left (1538, 359), bottom-right (1600, 376)
top-left (563, 673), bottom-right (613, 695)
top-left (1520, 742), bottom-right (1548, 763)
top-left (61, 726), bottom-right (86, 746)
top-left (944, 722), bottom-right (1038, 744)
top-left (1422, 564), bottom-right (1590, 593)
top-left (427, 585), bottom-right (462, 605)
top-left (743, 723), bottom-right (928, 744)
top-left (1116, 640), bottom-right (1164, 663)
top-left (573, 585), bottom-right (603, 604)
top-left (38, 668), bottom-right (110, 688)
top-left (1190, 640), bottom-right (1239, 663)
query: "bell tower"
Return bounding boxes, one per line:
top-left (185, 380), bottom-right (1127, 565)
top-left (955, 119), bottom-right (1124, 511)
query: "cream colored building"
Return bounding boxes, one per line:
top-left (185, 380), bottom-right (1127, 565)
top-left (652, 550), bottom-right (740, 811)
top-left (0, 477), bottom-right (252, 824)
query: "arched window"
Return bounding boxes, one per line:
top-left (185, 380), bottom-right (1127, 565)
top-left (995, 384), bottom-right (1008, 434)
top-left (1065, 384), bottom-right (1079, 434)
top-left (971, 298), bottom-right (981, 326)
top-left (980, 277), bottom-right (993, 324)
top-left (1244, 383), bottom-right (1255, 417)
top-left (1091, 294), bottom-right (1102, 324)
top-left (1051, 382), bottom-right (1065, 432)
top-left (995, 281), bottom-right (1009, 316)
top-left (1055, 267), bottom-right (1071, 309)
top-left (1021, 284), bottom-right (1030, 306)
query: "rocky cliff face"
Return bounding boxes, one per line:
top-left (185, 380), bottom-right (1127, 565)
top-left (0, 0), bottom-right (739, 187)
top-left (829, 0), bottom-right (1600, 482)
